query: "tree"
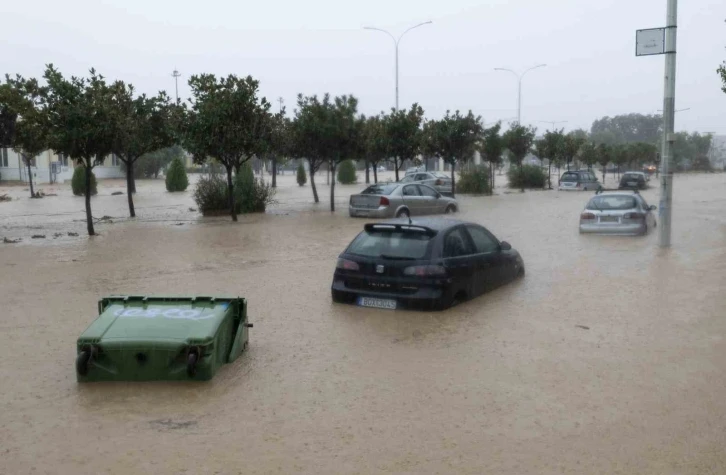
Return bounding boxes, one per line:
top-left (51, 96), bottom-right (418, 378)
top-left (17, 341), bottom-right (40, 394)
top-left (363, 114), bottom-right (390, 184)
top-left (296, 161), bottom-right (307, 186)
top-left (424, 110), bottom-right (483, 197)
top-left (560, 132), bottom-right (586, 171)
top-left (479, 123), bottom-right (504, 195)
top-left (626, 142), bottom-right (658, 170)
top-left (337, 159), bottom-right (357, 184)
top-left (327, 95), bottom-right (361, 212)
top-left (126, 145), bottom-right (182, 179)
top-left (502, 124), bottom-right (536, 192)
top-left (183, 74), bottom-right (271, 222)
top-left (719, 62), bottom-right (726, 93)
top-left (265, 110), bottom-right (290, 189)
top-left (0, 75), bottom-right (49, 198)
top-left (110, 81), bottom-right (175, 217)
top-left (43, 65), bottom-right (116, 236)
top-left (590, 113), bottom-right (662, 144)
top-left (165, 157), bottom-right (189, 191)
top-left (579, 141), bottom-right (599, 171)
top-left (384, 104), bottom-right (424, 182)
top-left (596, 143), bottom-right (611, 183)
top-left (539, 129), bottom-right (564, 189)
top-left (611, 144), bottom-right (629, 179)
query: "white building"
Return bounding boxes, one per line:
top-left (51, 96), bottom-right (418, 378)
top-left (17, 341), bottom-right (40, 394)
top-left (0, 147), bottom-right (125, 184)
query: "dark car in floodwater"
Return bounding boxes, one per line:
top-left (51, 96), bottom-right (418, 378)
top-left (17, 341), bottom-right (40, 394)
top-left (331, 218), bottom-right (524, 311)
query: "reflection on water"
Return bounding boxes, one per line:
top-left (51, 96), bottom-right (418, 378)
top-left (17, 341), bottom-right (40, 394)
top-left (1, 172), bottom-right (725, 474)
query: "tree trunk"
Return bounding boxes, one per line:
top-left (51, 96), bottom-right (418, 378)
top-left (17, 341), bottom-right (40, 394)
top-left (567, 159), bottom-right (571, 171)
top-left (373, 166), bottom-right (378, 184)
top-left (272, 156), bottom-right (277, 188)
top-left (309, 160), bottom-right (319, 203)
top-left (330, 161), bottom-right (336, 212)
top-left (547, 161), bottom-right (552, 189)
top-left (26, 158), bottom-right (35, 198)
top-left (602, 168), bottom-right (606, 184)
top-left (394, 158), bottom-right (400, 182)
top-left (450, 161), bottom-right (456, 198)
top-left (365, 160), bottom-right (370, 184)
top-left (226, 166), bottom-right (237, 222)
top-left (520, 163), bottom-right (525, 193)
top-left (85, 163), bottom-right (95, 236)
top-left (126, 160), bottom-right (136, 217)
top-left (489, 162), bottom-right (494, 195)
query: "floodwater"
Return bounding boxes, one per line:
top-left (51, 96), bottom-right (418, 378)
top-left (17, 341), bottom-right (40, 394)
top-left (1, 171), bottom-right (725, 474)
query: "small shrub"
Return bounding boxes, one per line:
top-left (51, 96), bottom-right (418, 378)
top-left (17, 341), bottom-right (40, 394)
top-left (507, 164), bottom-right (546, 189)
top-left (165, 157), bottom-right (189, 191)
top-left (193, 168), bottom-right (276, 216)
top-left (457, 166), bottom-right (491, 194)
top-left (235, 163), bottom-right (276, 213)
top-left (691, 156), bottom-right (712, 172)
top-left (337, 160), bottom-right (357, 184)
top-left (71, 167), bottom-right (98, 196)
top-left (297, 162), bottom-right (307, 186)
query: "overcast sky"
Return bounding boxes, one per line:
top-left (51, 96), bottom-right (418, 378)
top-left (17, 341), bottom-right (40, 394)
top-left (3, 0), bottom-right (725, 134)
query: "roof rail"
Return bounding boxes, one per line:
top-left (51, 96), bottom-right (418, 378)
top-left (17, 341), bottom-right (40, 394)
top-left (364, 223), bottom-right (438, 236)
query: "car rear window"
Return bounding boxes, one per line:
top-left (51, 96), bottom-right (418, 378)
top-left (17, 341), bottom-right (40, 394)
top-left (433, 172), bottom-right (449, 179)
top-left (587, 195), bottom-right (637, 210)
top-left (622, 173), bottom-right (642, 180)
top-left (361, 184), bottom-right (398, 195)
top-left (561, 172), bottom-right (579, 181)
top-left (347, 230), bottom-right (432, 259)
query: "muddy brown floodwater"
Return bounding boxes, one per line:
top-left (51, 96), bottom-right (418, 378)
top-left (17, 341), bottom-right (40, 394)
top-left (1, 172), bottom-right (725, 474)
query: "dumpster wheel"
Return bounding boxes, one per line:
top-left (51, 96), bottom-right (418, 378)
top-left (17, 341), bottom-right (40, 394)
top-left (187, 352), bottom-right (198, 377)
top-left (76, 349), bottom-right (92, 376)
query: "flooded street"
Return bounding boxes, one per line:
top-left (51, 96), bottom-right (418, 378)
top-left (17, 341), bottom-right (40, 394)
top-left (1, 172), bottom-right (725, 474)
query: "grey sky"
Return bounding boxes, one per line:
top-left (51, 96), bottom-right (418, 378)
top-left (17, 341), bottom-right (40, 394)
top-left (3, 0), bottom-right (725, 134)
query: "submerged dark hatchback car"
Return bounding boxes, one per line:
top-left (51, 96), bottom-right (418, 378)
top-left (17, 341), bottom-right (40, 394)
top-left (331, 218), bottom-right (524, 311)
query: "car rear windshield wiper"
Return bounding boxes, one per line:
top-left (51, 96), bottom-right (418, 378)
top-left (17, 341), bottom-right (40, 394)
top-left (379, 254), bottom-right (416, 260)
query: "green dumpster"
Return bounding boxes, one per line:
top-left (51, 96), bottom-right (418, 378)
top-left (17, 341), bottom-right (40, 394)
top-left (76, 296), bottom-right (252, 382)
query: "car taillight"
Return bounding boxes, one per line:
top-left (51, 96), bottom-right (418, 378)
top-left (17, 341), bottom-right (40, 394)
top-left (580, 212), bottom-right (596, 220)
top-left (576, 182), bottom-right (581, 187)
top-left (623, 212), bottom-right (644, 220)
top-left (435, 179), bottom-right (442, 185)
top-left (379, 196), bottom-right (390, 206)
top-left (403, 265), bottom-right (446, 277)
top-left (336, 258), bottom-right (360, 271)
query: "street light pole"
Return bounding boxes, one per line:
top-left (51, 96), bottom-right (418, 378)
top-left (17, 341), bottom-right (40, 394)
top-left (494, 64), bottom-right (546, 124)
top-left (171, 68), bottom-right (181, 104)
top-left (658, 0), bottom-right (678, 248)
top-left (364, 21), bottom-right (432, 110)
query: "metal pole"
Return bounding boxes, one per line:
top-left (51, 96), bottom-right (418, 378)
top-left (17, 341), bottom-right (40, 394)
top-left (172, 69), bottom-right (181, 104)
top-left (517, 77), bottom-right (522, 124)
top-left (363, 21), bottom-right (432, 111)
top-left (395, 44), bottom-right (399, 111)
top-left (658, 0), bottom-right (677, 248)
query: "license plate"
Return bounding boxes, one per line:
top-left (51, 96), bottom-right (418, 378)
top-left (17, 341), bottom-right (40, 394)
top-left (627, 181), bottom-right (637, 186)
top-left (357, 297), bottom-right (397, 309)
top-left (600, 216), bottom-right (619, 223)
top-left (355, 210), bottom-right (369, 216)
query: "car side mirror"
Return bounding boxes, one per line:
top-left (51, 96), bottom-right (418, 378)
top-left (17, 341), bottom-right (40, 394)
top-left (649, 205), bottom-right (657, 210)
top-left (500, 241), bottom-right (512, 251)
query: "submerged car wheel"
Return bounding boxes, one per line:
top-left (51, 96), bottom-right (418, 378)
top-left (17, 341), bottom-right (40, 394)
top-left (187, 352), bottom-right (198, 377)
top-left (76, 350), bottom-right (92, 376)
top-left (445, 204), bottom-right (457, 214)
top-left (396, 208), bottom-right (410, 218)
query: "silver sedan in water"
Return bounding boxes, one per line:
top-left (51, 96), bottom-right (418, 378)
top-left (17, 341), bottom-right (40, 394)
top-left (579, 191), bottom-right (657, 235)
top-left (349, 183), bottom-right (459, 218)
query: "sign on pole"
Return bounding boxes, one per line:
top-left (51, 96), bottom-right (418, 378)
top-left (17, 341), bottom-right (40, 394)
top-left (635, 28), bottom-right (666, 56)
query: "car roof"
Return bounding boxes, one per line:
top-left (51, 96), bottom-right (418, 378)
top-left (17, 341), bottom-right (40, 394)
top-left (368, 217), bottom-right (472, 232)
top-left (590, 191), bottom-right (641, 199)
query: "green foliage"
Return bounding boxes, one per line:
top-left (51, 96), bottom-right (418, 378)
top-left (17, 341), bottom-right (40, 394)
top-left (123, 145), bottom-right (182, 178)
top-left (193, 169), bottom-right (275, 215)
top-left (719, 62), bottom-right (726, 94)
top-left (503, 124), bottom-right (537, 168)
top-left (192, 174), bottom-right (228, 215)
top-left (296, 162), bottom-right (307, 186)
top-left (590, 113), bottom-right (662, 144)
top-left (691, 156), bottom-right (713, 172)
top-left (457, 166), bottom-right (492, 194)
top-left (560, 133), bottom-right (586, 170)
top-left (507, 164), bottom-right (546, 189)
top-left (672, 132), bottom-right (713, 170)
top-left (235, 163), bottom-right (275, 213)
top-left (579, 141), bottom-right (599, 169)
top-left (183, 74), bottom-right (272, 221)
top-left (71, 166), bottom-right (98, 196)
top-left (363, 115), bottom-right (390, 180)
top-left (337, 159), bottom-right (357, 184)
top-left (385, 104), bottom-right (425, 180)
top-left (625, 142), bottom-right (658, 168)
top-left (165, 157), bottom-right (189, 191)
top-left (480, 123), bottom-right (504, 166)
